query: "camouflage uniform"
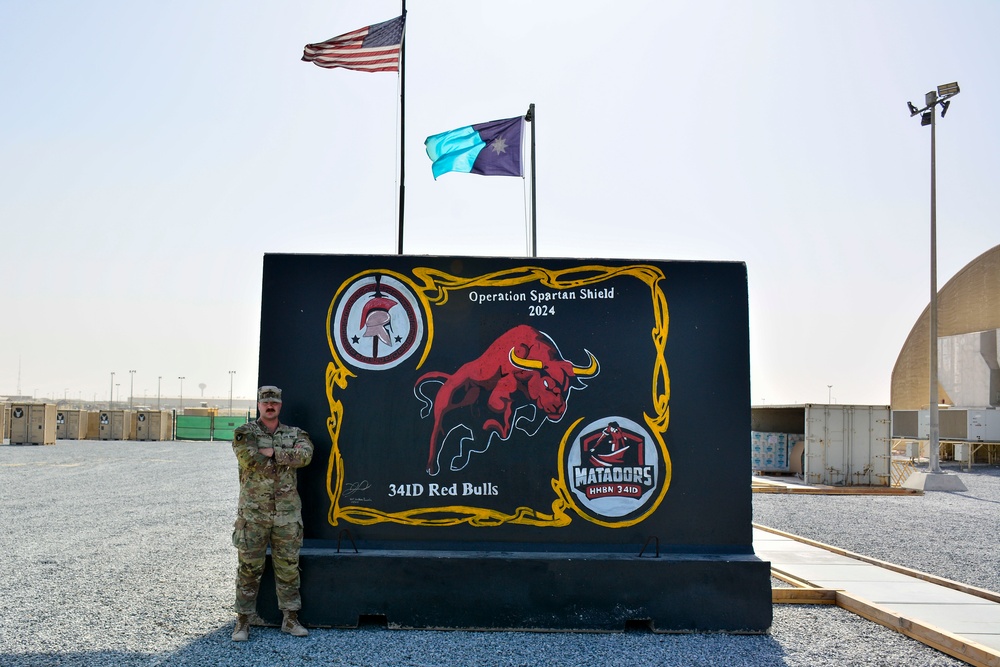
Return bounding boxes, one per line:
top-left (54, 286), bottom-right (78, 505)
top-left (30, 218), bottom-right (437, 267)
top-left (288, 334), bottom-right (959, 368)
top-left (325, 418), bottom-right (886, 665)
top-left (232, 418), bottom-right (313, 614)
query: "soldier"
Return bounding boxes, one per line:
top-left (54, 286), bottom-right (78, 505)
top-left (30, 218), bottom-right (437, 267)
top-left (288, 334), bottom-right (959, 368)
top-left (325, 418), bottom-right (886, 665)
top-left (231, 385), bottom-right (314, 642)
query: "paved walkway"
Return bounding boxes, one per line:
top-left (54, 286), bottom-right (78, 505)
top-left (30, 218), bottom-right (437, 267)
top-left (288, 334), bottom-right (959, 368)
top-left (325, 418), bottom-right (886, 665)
top-left (754, 525), bottom-right (1000, 666)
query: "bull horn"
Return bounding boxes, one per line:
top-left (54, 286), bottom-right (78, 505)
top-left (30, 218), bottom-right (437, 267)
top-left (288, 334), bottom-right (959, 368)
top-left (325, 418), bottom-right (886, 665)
top-left (509, 348), bottom-right (543, 370)
top-left (573, 351), bottom-right (599, 377)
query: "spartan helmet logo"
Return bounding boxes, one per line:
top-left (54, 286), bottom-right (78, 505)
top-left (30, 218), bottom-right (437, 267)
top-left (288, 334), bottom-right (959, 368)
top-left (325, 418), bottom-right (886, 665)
top-left (332, 272), bottom-right (425, 371)
top-left (361, 295), bottom-right (399, 345)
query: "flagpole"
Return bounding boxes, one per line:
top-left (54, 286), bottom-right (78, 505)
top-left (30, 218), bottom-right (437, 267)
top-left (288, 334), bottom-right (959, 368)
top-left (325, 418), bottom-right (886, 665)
top-left (397, 2), bottom-right (407, 255)
top-left (526, 103), bottom-right (536, 258)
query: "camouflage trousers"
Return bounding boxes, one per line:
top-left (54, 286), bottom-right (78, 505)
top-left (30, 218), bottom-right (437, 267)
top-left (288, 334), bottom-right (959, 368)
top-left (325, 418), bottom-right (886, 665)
top-left (232, 511), bottom-right (303, 614)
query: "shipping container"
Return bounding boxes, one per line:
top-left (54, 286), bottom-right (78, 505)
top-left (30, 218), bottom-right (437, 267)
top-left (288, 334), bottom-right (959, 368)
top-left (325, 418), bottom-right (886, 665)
top-left (98, 410), bottom-right (134, 440)
top-left (135, 410), bottom-right (173, 441)
top-left (9, 403), bottom-right (57, 445)
top-left (55, 409), bottom-right (89, 440)
top-left (751, 404), bottom-right (891, 486)
top-left (0, 403), bottom-right (8, 442)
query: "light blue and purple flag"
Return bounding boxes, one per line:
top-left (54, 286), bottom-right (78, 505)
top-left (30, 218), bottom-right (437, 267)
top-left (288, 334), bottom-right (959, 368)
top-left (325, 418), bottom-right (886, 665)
top-left (424, 116), bottom-right (524, 180)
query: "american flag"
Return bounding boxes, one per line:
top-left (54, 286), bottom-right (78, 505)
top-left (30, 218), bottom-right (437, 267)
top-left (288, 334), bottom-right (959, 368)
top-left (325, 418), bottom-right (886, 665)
top-left (302, 15), bottom-right (405, 73)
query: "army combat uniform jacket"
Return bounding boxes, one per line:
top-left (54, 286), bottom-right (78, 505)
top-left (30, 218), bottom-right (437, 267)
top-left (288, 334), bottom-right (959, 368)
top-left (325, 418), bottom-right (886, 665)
top-left (232, 419), bottom-right (314, 521)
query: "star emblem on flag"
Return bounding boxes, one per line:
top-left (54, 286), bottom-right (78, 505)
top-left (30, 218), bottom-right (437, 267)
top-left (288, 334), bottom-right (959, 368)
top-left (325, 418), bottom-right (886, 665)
top-left (490, 137), bottom-right (509, 155)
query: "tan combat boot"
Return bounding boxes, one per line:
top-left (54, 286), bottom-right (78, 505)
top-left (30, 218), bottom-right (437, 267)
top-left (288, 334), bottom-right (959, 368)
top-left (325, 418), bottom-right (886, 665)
top-left (232, 613), bottom-right (250, 642)
top-left (281, 610), bottom-right (309, 637)
top-left (248, 612), bottom-right (278, 627)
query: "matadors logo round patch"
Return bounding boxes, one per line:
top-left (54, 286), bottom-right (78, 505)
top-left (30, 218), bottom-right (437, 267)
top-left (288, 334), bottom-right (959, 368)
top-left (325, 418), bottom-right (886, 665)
top-left (565, 415), bottom-right (661, 521)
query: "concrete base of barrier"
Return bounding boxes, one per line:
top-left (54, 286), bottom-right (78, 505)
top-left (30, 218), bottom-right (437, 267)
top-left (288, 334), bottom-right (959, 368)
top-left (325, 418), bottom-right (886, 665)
top-left (257, 548), bottom-right (773, 633)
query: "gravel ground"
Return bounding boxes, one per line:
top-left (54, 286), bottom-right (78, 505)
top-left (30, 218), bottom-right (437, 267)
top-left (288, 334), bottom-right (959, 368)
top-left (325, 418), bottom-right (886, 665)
top-left (1, 441), bottom-right (990, 666)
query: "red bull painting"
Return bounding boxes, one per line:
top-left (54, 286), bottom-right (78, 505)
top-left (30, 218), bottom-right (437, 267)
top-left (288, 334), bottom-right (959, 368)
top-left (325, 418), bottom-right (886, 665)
top-left (414, 324), bottom-right (600, 476)
top-left (256, 254), bottom-right (770, 632)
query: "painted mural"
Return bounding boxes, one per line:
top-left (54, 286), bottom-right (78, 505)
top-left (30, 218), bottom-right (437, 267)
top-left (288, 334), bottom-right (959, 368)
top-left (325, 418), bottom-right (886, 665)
top-left (323, 264), bottom-right (671, 529)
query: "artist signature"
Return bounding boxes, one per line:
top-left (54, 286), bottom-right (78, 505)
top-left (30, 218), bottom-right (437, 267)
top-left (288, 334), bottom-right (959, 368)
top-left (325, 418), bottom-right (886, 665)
top-left (344, 480), bottom-right (372, 500)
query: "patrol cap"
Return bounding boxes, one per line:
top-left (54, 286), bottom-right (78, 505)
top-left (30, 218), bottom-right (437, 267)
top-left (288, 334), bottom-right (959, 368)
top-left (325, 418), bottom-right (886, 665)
top-left (257, 386), bottom-right (282, 403)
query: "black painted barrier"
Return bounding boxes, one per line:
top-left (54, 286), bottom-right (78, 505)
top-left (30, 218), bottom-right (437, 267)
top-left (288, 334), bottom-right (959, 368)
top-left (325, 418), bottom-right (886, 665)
top-left (254, 254), bottom-right (771, 632)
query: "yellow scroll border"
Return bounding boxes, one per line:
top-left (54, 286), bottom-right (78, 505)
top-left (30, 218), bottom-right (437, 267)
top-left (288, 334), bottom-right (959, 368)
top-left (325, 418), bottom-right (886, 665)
top-left (325, 264), bottom-right (671, 528)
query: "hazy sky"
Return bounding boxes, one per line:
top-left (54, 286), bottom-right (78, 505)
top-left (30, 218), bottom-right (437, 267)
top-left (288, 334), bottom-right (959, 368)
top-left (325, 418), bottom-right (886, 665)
top-left (2, 1), bottom-right (998, 406)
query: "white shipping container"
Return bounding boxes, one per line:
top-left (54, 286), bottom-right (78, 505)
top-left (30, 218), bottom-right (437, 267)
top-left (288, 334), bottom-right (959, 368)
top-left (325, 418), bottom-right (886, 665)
top-left (803, 404), bottom-right (891, 486)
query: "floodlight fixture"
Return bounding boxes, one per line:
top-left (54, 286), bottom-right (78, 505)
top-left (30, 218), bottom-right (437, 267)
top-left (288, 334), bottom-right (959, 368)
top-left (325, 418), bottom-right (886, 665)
top-left (937, 82), bottom-right (960, 97)
top-left (908, 81), bottom-right (959, 125)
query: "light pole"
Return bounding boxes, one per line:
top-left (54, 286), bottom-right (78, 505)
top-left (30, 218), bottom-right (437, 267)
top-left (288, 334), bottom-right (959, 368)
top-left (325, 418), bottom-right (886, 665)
top-left (908, 81), bottom-right (960, 475)
top-left (827, 385), bottom-right (832, 404)
top-left (178, 376), bottom-right (185, 412)
top-left (229, 370), bottom-right (236, 415)
top-left (157, 376), bottom-right (162, 410)
top-left (129, 370), bottom-right (136, 410)
top-left (109, 371), bottom-right (115, 409)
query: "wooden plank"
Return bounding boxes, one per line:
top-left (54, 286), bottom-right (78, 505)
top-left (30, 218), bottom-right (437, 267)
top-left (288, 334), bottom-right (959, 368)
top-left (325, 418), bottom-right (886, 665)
top-left (752, 485), bottom-right (922, 496)
top-left (772, 588), bottom-right (838, 604)
top-left (837, 592), bottom-right (1000, 667)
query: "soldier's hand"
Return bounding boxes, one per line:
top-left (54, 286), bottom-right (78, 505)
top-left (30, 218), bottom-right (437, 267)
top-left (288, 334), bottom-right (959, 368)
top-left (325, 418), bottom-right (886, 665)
top-left (259, 447), bottom-right (274, 457)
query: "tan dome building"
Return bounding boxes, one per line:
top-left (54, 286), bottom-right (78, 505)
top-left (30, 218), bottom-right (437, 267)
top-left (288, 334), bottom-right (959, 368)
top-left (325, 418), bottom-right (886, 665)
top-left (891, 243), bottom-right (1000, 410)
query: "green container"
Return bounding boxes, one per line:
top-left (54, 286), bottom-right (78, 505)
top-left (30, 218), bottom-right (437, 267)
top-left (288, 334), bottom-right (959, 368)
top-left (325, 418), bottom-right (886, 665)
top-left (175, 415), bottom-right (213, 441)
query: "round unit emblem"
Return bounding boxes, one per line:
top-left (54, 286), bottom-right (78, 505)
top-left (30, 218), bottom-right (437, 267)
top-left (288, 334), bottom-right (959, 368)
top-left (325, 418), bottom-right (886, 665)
top-left (565, 415), bottom-right (661, 521)
top-left (332, 273), bottom-right (424, 371)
